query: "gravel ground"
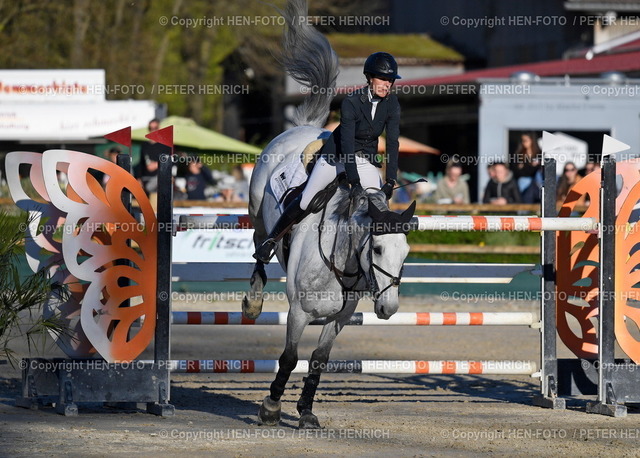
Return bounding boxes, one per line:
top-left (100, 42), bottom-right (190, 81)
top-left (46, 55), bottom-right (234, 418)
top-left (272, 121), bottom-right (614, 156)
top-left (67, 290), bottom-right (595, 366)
top-left (1, 296), bottom-right (639, 456)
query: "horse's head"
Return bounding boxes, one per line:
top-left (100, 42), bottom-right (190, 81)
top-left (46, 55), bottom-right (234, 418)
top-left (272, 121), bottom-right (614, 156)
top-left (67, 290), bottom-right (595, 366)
top-left (353, 193), bottom-right (415, 319)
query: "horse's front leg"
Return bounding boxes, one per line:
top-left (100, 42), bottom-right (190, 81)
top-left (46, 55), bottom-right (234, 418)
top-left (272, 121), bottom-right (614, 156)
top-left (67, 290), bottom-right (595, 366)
top-left (243, 198), bottom-right (269, 319)
top-left (297, 299), bottom-right (358, 429)
top-left (242, 260), bottom-right (267, 319)
top-left (258, 307), bottom-right (310, 426)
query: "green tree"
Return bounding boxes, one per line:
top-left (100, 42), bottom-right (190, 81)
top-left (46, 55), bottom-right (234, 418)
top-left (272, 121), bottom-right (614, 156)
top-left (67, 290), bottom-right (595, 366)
top-left (0, 0), bottom-right (386, 131)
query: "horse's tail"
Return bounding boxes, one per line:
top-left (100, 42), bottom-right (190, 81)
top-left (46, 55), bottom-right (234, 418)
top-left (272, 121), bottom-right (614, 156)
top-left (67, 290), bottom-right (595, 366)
top-left (280, 0), bottom-right (339, 128)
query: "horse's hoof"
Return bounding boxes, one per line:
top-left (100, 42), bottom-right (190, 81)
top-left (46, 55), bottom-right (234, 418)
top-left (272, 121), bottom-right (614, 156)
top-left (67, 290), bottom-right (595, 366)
top-left (242, 294), bottom-right (264, 320)
top-left (258, 396), bottom-right (281, 426)
top-left (243, 269), bottom-right (266, 319)
top-left (298, 410), bottom-right (321, 429)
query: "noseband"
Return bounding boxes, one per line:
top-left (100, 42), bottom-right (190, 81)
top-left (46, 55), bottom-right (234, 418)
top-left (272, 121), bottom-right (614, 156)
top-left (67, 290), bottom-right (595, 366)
top-left (359, 232), bottom-right (404, 301)
top-left (317, 205), bottom-right (405, 299)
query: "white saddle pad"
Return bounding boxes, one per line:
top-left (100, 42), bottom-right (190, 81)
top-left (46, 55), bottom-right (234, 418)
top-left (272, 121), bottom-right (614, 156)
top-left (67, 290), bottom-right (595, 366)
top-left (270, 160), bottom-right (307, 211)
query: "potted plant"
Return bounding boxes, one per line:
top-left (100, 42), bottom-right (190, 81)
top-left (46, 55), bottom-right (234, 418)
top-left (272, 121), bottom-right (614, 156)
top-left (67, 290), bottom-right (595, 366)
top-left (0, 211), bottom-right (67, 368)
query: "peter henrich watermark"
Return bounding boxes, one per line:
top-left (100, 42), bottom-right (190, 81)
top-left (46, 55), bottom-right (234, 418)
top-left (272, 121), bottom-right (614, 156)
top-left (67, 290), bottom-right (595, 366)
top-left (156, 427), bottom-right (390, 441)
top-left (160, 15), bottom-right (389, 28)
top-left (12, 83), bottom-right (249, 98)
top-left (441, 13), bottom-right (640, 29)
top-left (440, 290), bottom-right (640, 304)
top-left (300, 84), bottom-right (531, 98)
top-left (442, 427), bottom-right (640, 440)
top-left (439, 152), bottom-right (584, 166)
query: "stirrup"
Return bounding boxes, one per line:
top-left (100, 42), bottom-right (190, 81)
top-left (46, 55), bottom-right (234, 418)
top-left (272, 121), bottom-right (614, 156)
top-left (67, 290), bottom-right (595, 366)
top-left (253, 239), bottom-right (277, 263)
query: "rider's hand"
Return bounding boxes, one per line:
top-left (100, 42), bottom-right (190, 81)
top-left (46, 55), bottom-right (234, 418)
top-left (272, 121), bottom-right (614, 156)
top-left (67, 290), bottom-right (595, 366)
top-left (350, 182), bottom-right (364, 199)
top-left (381, 179), bottom-right (395, 200)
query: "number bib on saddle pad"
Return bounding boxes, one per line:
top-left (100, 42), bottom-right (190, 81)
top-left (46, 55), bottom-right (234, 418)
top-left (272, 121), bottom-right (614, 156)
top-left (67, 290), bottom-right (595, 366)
top-left (270, 138), bottom-right (327, 212)
top-left (270, 160), bottom-right (308, 212)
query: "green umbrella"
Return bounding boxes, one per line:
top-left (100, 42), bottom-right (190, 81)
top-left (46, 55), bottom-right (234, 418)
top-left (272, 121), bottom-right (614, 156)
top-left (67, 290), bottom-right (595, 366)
top-left (132, 116), bottom-right (261, 155)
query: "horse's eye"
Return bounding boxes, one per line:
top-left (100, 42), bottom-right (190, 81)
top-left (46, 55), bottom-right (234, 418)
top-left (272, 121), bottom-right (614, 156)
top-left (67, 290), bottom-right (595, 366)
top-left (373, 246), bottom-right (382, 255)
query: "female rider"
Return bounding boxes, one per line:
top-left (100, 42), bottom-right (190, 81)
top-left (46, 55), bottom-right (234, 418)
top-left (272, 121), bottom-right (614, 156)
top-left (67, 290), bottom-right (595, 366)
top-left (254, 52), bottom-right (402, 263)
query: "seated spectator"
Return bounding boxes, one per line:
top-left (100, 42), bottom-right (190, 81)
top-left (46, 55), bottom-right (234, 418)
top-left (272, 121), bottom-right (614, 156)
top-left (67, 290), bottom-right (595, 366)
top-left (213, 176), bottom-right (243, 203)
top-left (433, 159), bottom-right (470, 204)
top-left (557, 161), bottom-right (584, 207)
top-left (231, 164), bottom-right (249, 202)
top-left (482, 161), bottom-right (521, 205)
top-left (389, 170), bottom-right (411, 204)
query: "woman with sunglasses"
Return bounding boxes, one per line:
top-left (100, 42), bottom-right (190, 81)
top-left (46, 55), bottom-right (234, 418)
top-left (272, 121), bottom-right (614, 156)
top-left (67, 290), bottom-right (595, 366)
top-left (556, 161), bottom-right (584, 208)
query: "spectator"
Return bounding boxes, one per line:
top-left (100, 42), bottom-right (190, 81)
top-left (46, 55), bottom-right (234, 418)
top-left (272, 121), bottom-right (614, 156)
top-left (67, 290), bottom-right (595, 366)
top-left (102, 146), bottom-right (122, 185)
top-left (510, 132), bottom-right (541, 203)
top-left (482, 161), bottom-right (521, 205)
top-left (231, 164), bottom-right (249, 202)
top-left (433, 159), bottom-right (470, 204)
top-left (184, 157), bottom-right (216, 200)
top-left (580, 160), bottom-right (601, 177)
top-left (214, 176), bottom-right (242, 203)
top-left (137, 118), bottom-right (170, 209)
top-left (389, 170), bottom-right (412, 204)
top-left (486, 160), bottom-right (497, 182)
top-left (557, 161), bottom-right (583, 207)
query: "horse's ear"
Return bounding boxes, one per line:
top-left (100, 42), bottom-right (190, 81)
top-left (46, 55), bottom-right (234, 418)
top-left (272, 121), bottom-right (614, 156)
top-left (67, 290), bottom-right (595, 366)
top-left (400, 200), bottom-right (416, 222)
top-left (368, 198), bottom-right (384, 220)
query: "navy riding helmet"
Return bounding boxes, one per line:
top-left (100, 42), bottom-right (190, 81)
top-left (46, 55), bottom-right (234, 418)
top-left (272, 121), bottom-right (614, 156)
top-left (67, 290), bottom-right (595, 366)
top-left (363, 52), bottom-right (402, 80)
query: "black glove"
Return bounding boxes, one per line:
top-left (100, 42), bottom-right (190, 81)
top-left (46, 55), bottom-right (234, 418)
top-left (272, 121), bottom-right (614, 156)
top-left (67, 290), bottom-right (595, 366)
top-left (381, 180), bottom-right (395, 200)
top-left (350, 182), bottom-right (364, 199)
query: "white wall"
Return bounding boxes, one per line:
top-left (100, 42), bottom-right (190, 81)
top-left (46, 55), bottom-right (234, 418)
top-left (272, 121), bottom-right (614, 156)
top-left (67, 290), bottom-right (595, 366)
top-left (478, 78), bottom-right (640, 198)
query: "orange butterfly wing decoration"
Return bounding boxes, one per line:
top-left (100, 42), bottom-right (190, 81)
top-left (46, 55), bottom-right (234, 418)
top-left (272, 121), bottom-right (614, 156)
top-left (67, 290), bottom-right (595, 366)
top-left (556, 171), bottom-right (601, 359)
top-left (556, 160), bottom-right (640, 361)
top-left (5, 152), bottom-right (94, 357)
top-left (7, 150), bottom-right (157, 363)
top-left (614, 161), bottom-right (640, 364)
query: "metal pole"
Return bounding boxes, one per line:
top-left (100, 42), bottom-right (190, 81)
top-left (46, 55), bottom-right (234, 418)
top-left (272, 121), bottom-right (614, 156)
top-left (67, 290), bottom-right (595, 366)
top-left (533, 157), bottom-right (565, 409)
top-left (155, 154), bottom-right (173, 364)
top-left (586, 156), bottom-right (626, 416)
top-left (146, 151), bottom-right (175, 416)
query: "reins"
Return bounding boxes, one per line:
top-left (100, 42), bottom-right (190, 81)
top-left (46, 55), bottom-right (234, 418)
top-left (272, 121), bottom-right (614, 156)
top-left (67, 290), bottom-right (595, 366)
top-left (317, 204), bottom-right (364, 292)
top-left (316, 201), bottom-right (405, 298)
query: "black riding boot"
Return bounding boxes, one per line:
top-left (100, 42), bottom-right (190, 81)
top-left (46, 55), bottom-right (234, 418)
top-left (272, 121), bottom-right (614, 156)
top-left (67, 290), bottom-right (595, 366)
top-left (253, 196), bottom-right (306, 263)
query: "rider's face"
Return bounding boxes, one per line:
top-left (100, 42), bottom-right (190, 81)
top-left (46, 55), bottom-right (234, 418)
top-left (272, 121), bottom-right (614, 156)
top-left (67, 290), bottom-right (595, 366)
top-left (370, 76), bottom-right (394, 98)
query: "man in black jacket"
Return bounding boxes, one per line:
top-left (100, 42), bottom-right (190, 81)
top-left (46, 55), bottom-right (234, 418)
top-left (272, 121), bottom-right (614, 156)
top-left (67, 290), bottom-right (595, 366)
top-left (254, 52), bottom-right (402, 263)
top-left (482, 161), bottom-right (521, 205)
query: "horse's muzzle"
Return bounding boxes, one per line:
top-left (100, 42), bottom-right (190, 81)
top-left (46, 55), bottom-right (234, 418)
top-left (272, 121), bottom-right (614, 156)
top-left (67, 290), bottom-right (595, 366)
top-left (374, 299), bottom-right (399, 320)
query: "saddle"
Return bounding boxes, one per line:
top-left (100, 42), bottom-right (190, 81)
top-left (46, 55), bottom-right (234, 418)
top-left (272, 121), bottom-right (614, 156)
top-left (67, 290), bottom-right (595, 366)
top-left (302, 138), bottom-right (325, 172)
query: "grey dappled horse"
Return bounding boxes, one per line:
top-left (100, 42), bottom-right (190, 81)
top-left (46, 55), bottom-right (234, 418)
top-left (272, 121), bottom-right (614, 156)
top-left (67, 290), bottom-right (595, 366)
top-left (243, 0), bottom-right (415, 429)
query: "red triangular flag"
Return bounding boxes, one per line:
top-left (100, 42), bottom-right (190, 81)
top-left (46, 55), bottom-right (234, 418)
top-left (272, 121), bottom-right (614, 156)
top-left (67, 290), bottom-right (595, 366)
top-left (104, 126), bottom-right (132, 148)
top-left (145, 125), bottom-right (173, 148)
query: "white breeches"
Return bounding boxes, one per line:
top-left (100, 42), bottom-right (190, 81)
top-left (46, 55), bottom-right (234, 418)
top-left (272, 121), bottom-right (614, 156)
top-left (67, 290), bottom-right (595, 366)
top-left (299, 155), bottom-right (382, 211)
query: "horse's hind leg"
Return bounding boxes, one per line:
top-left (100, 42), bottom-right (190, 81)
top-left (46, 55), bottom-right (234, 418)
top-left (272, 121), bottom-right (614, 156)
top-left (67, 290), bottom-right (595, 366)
top-left (297, 301), bottom-right (356, 429)
top-left (242, 261), bottom-right (267, 319)
top-left (258, 308), bottom-right (309, 426)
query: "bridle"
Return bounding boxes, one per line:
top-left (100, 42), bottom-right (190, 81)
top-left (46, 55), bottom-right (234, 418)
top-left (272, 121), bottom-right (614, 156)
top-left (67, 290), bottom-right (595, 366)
top-left (317, 204), bottom-right (405, 300)
top-left (359, 232), bottom-right (404, 302)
